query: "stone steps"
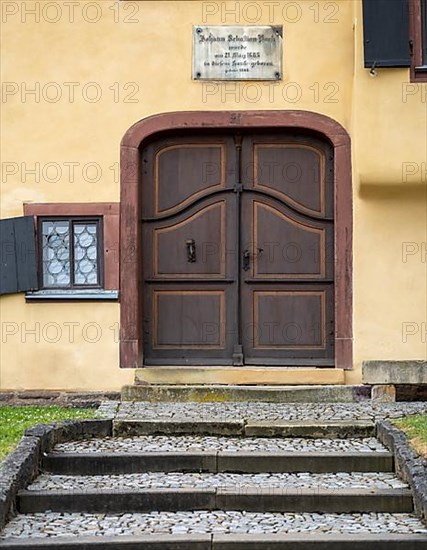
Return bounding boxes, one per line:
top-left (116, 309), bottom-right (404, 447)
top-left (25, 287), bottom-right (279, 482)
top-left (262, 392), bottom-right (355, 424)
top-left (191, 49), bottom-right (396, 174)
top-left (1, 415), bottom-right (426, 548)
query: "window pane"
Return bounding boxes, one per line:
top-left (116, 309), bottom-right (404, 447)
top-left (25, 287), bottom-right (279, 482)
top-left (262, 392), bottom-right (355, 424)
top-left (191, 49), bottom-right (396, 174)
top-left (73, 223), bottom-right (99, 285)
top-left (42, 221), bottom-right (70, 287)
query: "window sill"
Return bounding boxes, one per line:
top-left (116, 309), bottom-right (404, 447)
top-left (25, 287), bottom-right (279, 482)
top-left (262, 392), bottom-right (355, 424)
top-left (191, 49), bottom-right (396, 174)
top-left (26, 289), bottom-right (119, 301)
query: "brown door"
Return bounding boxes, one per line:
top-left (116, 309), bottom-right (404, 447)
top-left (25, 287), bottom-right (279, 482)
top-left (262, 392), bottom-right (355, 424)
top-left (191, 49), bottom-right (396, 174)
top-left (142, 132), bottom-right (334, 366)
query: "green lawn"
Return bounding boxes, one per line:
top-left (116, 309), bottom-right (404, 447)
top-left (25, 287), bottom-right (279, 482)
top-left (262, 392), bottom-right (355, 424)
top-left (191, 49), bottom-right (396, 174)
top-left (0, 406), bottom-right (95, 461)
top-left (394, 414), bottom-right (427, 459)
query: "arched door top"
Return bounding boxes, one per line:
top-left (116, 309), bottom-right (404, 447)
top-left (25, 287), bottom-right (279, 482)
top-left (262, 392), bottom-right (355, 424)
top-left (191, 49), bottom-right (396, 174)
top-left (121, 110), bottom-right (350, 150)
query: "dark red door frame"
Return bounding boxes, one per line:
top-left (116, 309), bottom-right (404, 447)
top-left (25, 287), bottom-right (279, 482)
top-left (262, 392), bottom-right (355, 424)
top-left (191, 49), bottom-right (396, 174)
top-left (120, 110), bottom-right (353, 370)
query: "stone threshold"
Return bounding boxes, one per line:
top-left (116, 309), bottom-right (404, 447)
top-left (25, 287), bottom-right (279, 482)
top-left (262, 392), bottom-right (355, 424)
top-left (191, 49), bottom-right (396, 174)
top-left (135, 367), bottom-right (345, 386)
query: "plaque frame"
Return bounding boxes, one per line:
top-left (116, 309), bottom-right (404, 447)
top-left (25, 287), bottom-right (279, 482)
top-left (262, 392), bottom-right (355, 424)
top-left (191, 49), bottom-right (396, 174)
top-left (192, 25), bottom-right (283, 81)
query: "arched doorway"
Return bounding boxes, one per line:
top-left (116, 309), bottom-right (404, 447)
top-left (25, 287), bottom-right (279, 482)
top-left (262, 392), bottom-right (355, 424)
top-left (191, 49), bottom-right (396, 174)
top-left (120, 111), bottom-right (352, 370)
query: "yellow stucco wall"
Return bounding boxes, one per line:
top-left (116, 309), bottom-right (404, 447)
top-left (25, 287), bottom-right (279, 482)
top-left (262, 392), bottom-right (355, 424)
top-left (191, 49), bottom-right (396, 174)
top-left (1, 1), bottom-right (426, 390)
top-left (0, 295), bottom-right (132, 390)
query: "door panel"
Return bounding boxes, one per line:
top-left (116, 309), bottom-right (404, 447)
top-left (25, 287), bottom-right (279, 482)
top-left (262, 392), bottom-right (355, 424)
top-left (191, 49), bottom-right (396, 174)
top-left (144, 283), bottom-right (236, 364)
top-left (153, 290), bottom-right (225, 348)
top-left (253, 144), bottom-right (326, 216)
top-left (242, 277), bottom-right (334, 363)
top-left (155, 144), bottom-right (225, 215)
top-left (252, 200), bottom-right (332, 278)
top-left (246, 284), bottom-right (334, 355)
top-left (253, 290), bottom-right (326, 348)
top-left (154, 202), bottom-right (226, 277)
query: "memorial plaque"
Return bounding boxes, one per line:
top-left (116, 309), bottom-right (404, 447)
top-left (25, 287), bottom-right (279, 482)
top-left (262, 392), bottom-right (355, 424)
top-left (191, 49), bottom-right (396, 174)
top-left (193, 25), bottom-right (283, 81)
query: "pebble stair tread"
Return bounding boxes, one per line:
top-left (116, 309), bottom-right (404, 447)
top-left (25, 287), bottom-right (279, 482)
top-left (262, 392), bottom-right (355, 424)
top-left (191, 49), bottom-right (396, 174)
top-left (27, 472), bottom-right (407, 491)
top-left (2, 513), bottom-right (427, 548)
top-left (111, 401), bottom-right (427, 423)
top-left (53, 436), bottom-right (389, 453)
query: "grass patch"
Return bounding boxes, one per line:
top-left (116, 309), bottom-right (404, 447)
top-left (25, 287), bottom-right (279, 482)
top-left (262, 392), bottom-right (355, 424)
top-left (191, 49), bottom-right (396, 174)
top-left (394, 414), bottom-right (427, 459)
top-left (0, 406), bottom-right (95, 461)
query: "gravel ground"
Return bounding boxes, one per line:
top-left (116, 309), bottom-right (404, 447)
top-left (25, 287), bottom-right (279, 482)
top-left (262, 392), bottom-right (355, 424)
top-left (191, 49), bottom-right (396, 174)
top-left (114, 401), bottom-right (427, 423)
top-left (54, 435), bottom-right (388, 454)
top-left (28, 471), bottom-right (408, 491)
top-left (1, 511), bottom-right (426, 539)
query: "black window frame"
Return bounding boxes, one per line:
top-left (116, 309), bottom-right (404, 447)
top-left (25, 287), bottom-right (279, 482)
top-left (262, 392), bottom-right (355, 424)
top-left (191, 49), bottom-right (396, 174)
top-left (37, 216), bottom-right (104, 290)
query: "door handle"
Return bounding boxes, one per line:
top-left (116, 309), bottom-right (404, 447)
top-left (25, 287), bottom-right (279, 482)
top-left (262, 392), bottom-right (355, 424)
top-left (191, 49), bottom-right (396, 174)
top-left (186, 239), bottom-right (196, 263)
top-left (242, 248), bottom-right (263, 271)
top-left (242, 249), bottom-right (250, 271)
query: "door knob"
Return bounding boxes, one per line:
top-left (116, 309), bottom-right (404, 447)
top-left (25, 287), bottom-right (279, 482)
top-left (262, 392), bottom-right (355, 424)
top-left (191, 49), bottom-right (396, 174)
top-left (186, 239), bottom-right (196, 263)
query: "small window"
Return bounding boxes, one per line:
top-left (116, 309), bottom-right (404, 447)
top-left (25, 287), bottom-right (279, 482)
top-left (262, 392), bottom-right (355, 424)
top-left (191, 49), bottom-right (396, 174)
top-left (410, 0), bottom-right (427, 82)
top-left (40, 218), bottom-right (102, 289)
top-left (24, 202), bottom-right (119, 301)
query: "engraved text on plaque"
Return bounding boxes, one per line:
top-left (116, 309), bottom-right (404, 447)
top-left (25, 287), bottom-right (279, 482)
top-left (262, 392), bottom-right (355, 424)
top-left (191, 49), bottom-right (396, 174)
top-left (193, 26), bottom-right (283, 81)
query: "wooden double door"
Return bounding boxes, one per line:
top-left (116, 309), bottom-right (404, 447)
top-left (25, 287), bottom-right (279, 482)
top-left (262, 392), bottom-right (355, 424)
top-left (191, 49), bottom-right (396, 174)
top-left (142, 132), bottom-right (334, 366)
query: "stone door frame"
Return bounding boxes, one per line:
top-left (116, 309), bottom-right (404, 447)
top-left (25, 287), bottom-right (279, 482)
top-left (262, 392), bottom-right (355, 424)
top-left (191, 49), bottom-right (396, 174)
top-left (119, 110), bottom-right (353, 370)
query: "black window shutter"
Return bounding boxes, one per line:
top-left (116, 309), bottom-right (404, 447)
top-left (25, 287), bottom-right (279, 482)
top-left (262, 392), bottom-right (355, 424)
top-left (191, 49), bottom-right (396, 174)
top-left (0, 216), bottom-right (38, 295)
top-left (363, 0), bottom-right (410, 68)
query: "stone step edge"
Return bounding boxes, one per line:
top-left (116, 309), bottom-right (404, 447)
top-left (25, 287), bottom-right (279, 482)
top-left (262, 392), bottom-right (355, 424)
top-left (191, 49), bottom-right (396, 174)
top-left (112, 419), bottom-right (375, 438)
top-left (42, 451), bottom-right (394, 475)
top-left (18, 487), bottom-right (414, 514)
top-left (2, 533), bottom-right (427, 549)
top-left (122, 384), bottom-right (370, 404)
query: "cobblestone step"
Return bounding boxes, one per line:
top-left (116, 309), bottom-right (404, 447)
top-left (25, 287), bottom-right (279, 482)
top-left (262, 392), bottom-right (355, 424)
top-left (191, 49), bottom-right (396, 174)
top-left (42, 450), bottom-right (394, 475)
top-left (1, 512), bottom-right (426, 548)
top-left (112, 401), bottom-right (427, 424)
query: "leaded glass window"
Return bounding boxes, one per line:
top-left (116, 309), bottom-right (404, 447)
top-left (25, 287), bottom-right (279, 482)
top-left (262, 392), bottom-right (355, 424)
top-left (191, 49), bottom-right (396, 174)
top-left (40, 219), bottom-right (101, 288)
